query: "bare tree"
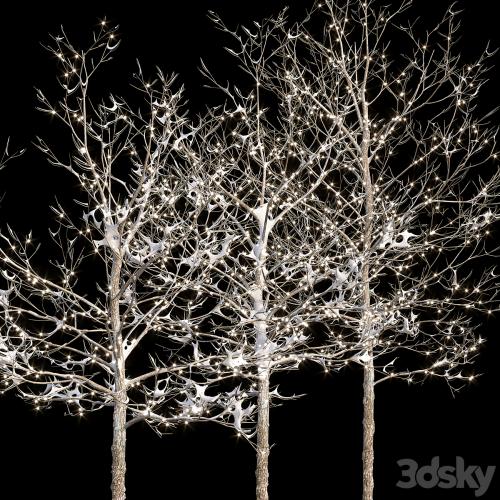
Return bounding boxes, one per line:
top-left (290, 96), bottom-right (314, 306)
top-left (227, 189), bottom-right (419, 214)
top-left (0, 25), bottom-right (253, 500)
top-left (205, 1), bottom-right (500, 499)
top-left (178, 13), bottom-right (366, 499)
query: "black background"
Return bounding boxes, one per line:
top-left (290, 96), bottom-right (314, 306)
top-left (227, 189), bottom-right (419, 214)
top-left (0, 1), bottom-right (498, 499)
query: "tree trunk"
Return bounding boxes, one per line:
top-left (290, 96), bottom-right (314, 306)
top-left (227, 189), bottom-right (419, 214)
top-left (360, 49), bottom-right (375, 500)
top-left (362, 352), bottom-right (375, 500)
top-left (256, 368), bottom-right (270, 500)
top-left (111, 398), bottom-right (127, 500)
top-left (109, 253), bottom-right (127, 500)
top-left (253, 208), bottom-right (270, 500)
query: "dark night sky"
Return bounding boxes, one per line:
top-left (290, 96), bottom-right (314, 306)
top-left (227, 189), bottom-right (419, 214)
top-left (0, 1), bottom-right (498, 499)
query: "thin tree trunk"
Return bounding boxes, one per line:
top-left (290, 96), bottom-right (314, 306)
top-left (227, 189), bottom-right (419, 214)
top-left (111, 398), bottom-right (127, 500)
top-left (362, 351), bottom-right (375, 500)
top-left (253, 214), bottom-right (270, 500)
top-left (109, 253), bottom-right (127, 500)
top-left (360, 35), bottom-right (375, 499)
top-left (256, 368), bottom-right (270, 500)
